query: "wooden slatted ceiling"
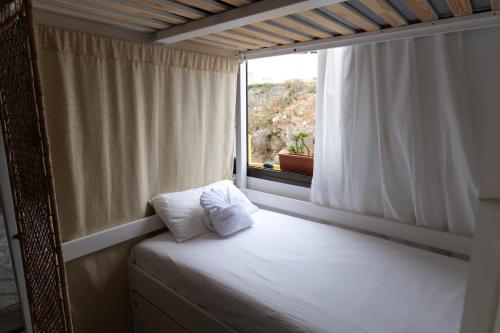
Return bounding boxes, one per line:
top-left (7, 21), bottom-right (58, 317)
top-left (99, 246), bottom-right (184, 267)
top-left (176, 0), bottom-right (230, 13)
top-left (297, 10), bottom-right (354, 35)
top-left (130, 0), bottom-right (207, 19)
top-left (84, 0), bottom-right (188, 25)
top-left (359, 0), bottom-right (408, 27)
top-left (402, 0), bottom-right (438, 22)
top-left (447, 0), bottom-right (473, 16)
top-left (272, 16), bottom-right (332, 39)
top-left (38, 0), bottom-right (171, 29)
top-left (323, 3), bottom-right (380, 31)
top-left (32, 0), bottom-right (491, 52)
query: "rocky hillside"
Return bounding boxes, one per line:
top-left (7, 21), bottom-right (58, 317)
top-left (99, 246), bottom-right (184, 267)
top-left (248, 79), bottom-right (316, 164)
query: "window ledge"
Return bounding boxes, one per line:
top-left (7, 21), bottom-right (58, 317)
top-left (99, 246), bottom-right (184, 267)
top-left (247, 167), bottom-right (311, 188)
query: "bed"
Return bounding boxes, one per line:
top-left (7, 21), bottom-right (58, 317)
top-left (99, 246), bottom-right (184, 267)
top-left (129, 209), bottom-right (468, 333)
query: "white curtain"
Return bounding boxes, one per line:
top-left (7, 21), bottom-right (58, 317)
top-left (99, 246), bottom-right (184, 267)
top-left (311, 28), bottom-right (499, 236)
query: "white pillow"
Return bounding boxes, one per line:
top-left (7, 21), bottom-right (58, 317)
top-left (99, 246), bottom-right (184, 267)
top-left (149, 187), bottom-right (206, 242)
top-left (150, 180), bottom-right (257, 242)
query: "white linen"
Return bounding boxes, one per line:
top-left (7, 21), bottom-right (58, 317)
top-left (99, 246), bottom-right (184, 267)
top-left (312, 28), bottom-right (499, 236)
top-left (132, 209), bottom-right (468, 333)
top-left (150, 180), bottom-right (258, 242)
top-left (200, 189), bottom-right (254, 237)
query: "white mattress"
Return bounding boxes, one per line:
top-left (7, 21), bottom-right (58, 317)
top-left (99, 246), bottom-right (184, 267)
top-left (132, 209), bottom-right (468, 333)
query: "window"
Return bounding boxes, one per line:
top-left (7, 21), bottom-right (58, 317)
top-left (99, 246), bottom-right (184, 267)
top-left (247, 52), bottom-right (318, 186)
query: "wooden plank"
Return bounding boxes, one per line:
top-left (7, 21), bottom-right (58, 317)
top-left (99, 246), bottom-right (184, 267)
top-left (447, 0), bottom-right (472, 16)
top-left (403, 0), bottom-right (438, 22)
top-left (201, 34), bottom-right (260, 49)
top-left (192, 37), bottom-right (239, 49)
top-left (273, 16), bottom-right (332, 38)
top-left (221, 0), bottom-right (251, 6)
top-left (131, 0), bottom-right (207, 19)
top-left (39, 0), bottom-right (170, 29)
top-left (153, 0), bottom-right (345, 43)
top-left (176, 0), bottom-right (230, 13)
top-left (62, 215), bottom-right (164, 262)
top-left (232, 26), bottom-right (293, 44)
top-left (359, 0), bottom-right (407, 27)
top-left (323, 3), bottom-right (379, 31)
top-left (252, 21), bottom-right (312, 42)
top-left (493, 0), bottom-right (500, 10)
top-left (215, 30), bottom-right (276, 47)
top-left (297, 10), bottom-right (354, 35)
top-left (84, 0), bottom-right (188, 24)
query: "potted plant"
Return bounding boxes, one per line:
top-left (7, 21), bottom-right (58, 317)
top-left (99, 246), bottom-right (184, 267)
top-left (279, 132), bottom-right (314, 175)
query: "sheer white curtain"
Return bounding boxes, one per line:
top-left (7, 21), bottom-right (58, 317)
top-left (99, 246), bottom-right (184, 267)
top-left (311, 28), bottom-right (499, 236)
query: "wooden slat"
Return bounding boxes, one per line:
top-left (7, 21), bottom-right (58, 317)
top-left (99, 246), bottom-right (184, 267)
top-left (493, 0), bottom-right (500, 10)
top-left (359, 0), bottom-right (407, 27)
top-left (403, 0), bottom-right (438, 22)
top-left (176, 0), bottom-right (230, 13)
top-left (192, 37), bottom-right (239, 49)
top-left (252, 21), bottom-right (312, 42)
top-left (323, 3), bottom-right (379, 31)
top-left (297, 10), bottom-right (354, 35)
top-left (131, 0), bottom-right (207, 19)
top-left (33, 3), bottom-right (156, 32)
top-left (39, 0), bottom-right (170, 29)
top-left (273, 16), bottom-right (332, 38)
top-left (84, 0), bottom-right (188, 24)
top-left (232, 26), bottom-right (293, 44)
top-left (215, 30), bottom-right (276, 47)
top-left (447, 0), bottom-right (472, 16)
top-left (220, 0), bottom-right (251, 6)
top-left (201, 34), bottom-right (260, 49)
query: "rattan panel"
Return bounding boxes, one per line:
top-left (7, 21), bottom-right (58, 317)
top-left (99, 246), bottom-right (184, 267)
top-left (0, 1), bottom-right (71, 332)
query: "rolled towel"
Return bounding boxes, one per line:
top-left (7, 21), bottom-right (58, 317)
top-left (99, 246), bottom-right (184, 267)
top-left (209, 203), bottom-right (253, 237)
top-left (200, 188), bottom-right (254, 237)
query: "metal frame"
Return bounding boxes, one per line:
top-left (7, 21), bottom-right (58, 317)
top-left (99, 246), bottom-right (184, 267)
top-left (153, 0), bottom-right (345, 43)
top-left (242, 10), bottom-right (500, 59)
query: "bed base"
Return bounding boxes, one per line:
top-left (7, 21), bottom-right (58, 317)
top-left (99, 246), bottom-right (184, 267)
top-left (128, 259), bottom-right (235, 333)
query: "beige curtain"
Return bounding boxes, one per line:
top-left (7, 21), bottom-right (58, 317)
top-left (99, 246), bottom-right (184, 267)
top-left (35, 24), bottom-right (239, 332)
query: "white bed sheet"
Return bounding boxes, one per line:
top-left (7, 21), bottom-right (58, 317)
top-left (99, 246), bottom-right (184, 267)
top-left (131, 209), bottom-right (468, 333)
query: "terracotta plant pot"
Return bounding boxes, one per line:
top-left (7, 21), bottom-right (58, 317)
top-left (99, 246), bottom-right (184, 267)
top-left (279, 153), bottom-right (314, 176)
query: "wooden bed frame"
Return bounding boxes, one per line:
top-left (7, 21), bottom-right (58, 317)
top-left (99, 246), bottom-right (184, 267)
top-left (128, 258), bottom-right (235, 333)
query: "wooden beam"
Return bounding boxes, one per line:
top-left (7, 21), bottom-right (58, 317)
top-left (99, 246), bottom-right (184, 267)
top-left (232, 26), bottom-right (293, 44)
top-left (84, 0), bottom-right (189, 25)
top-left (359, 0), bottom-right (407, 27)
top-left (220, 0), bottom-right (251, 6)
top-left (153, 0), bottom-right (344, 43)
top-left (176, 0), bottom-right (230, 13)
top-left (214, 30), bottom-right (276, 47)
top-left (33, 3), bottom-right (156, 33)
top-left (130, 0), bottom-right (207, 19)
top-left (447, 0), bottom-right (472, 16)
top-left (39, 0), bottom-right (170, 29)
top-left (403, 0), bottom-right (438, 22)
top-left (192, 37), bottom-right (239, 49)
top-left (272, 16), bottom-right (332, 38)
top-left (323, 3), bottom-right (380, 31)
top-left (200, 34), bottom-right (260, 49)
top-left (297, 10), bottom-right (354, 35)
top-left (493, 0), bottom-right (500, 10)
top-left (252, 21), bottom-right (312, 42)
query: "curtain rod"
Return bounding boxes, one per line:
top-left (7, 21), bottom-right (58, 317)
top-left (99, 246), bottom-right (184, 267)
top-left (241, 11), bottom-right (500, 60)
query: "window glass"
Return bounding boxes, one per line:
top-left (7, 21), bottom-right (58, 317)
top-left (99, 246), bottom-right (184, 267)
top-left (247, 52), bottom-right (317, 170)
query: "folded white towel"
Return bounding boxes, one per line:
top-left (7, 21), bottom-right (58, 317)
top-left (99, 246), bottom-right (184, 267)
top-left (200, 188), bottom-right (253, 237)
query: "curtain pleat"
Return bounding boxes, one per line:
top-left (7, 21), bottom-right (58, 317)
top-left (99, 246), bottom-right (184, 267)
top-left (35, 24), bottom-right (238, 332)
top-left (312, 28), bottom-right (499, 236)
